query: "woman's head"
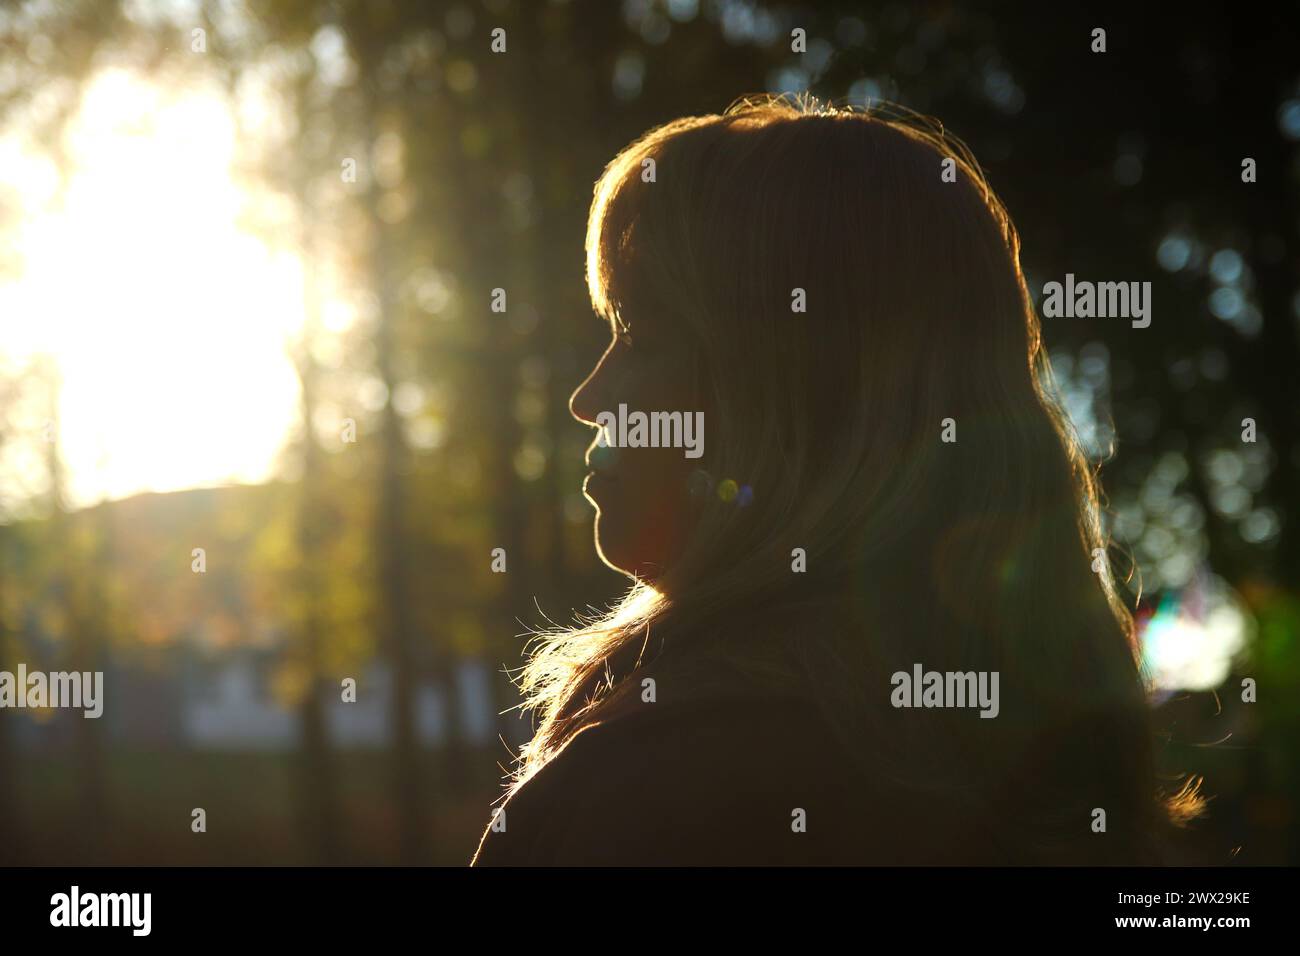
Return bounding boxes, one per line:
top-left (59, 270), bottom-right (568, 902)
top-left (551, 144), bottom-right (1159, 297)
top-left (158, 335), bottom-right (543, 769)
top-left (529, 95), bottom-right (1201, 860)
top-left (575, 97), bottom-right (1056, 598)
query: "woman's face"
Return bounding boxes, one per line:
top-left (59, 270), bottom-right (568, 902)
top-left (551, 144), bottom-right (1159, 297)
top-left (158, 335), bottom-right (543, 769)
top-left (569, 318), bottom-right (703, 581)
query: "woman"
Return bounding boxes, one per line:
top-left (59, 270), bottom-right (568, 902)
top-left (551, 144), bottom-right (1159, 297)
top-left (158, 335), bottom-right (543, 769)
top-left (472, 95), bottom-right (1202, 866)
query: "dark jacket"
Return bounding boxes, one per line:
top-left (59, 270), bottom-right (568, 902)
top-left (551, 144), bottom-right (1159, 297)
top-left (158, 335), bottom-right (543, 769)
top-left (471, 693), bottom-right (1010, 866)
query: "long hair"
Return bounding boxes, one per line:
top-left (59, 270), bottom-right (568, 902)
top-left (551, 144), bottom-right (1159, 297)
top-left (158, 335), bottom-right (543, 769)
top-left (512, 94), bottom-right (1202, 862)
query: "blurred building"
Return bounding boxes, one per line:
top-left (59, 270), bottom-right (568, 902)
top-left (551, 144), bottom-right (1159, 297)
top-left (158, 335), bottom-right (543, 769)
top-left (11, 642), bottom-right (497, 752)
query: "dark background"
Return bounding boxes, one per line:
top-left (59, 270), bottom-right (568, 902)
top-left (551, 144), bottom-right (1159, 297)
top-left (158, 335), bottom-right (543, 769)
top-left (0, 0), bottom-right (1296, 865)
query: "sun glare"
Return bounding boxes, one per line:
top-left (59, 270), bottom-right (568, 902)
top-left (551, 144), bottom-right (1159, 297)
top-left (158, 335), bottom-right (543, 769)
top-left (1, 68), bottom-right (307, 508)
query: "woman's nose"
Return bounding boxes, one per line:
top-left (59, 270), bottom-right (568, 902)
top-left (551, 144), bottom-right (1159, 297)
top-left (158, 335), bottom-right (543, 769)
top-left (569, 349), bottom-right (611, 426)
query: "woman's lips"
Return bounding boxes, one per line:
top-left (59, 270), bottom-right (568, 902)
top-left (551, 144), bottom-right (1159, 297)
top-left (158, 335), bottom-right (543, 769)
top-left (584, 443), bottom-right (619, 494)
top-left (584, 470), bottom-right (617, 495)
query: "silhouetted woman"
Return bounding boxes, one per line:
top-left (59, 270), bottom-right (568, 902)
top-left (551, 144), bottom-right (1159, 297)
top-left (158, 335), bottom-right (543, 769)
top-left (472, 96), bottom-right (1202, 866)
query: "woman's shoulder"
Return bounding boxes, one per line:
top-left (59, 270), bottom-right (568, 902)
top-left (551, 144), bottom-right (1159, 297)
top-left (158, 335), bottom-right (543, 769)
top-left (471, 692), bottom-right (1001, 865)
top-left (472, 694), bottom-right (834, 866)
